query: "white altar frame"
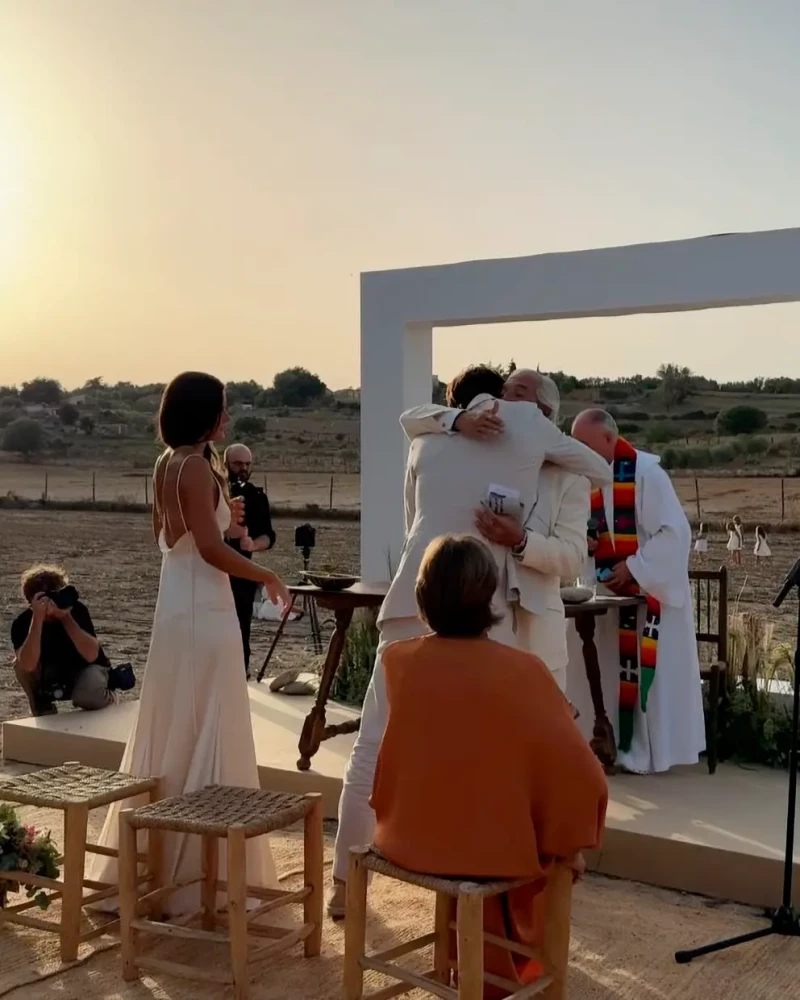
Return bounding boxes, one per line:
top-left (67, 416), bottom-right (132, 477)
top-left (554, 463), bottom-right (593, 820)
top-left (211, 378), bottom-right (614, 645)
top-left (360, 228), bottom-right (800, 580)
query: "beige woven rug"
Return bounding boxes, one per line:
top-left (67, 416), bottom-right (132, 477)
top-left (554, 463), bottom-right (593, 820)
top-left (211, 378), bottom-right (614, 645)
top-left (0, 804), bottom-right (797, 998)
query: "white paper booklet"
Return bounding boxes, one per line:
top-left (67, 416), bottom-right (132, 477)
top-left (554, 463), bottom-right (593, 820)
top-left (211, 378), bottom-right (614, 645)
top-left (485, 483), bottom-right (522, 517)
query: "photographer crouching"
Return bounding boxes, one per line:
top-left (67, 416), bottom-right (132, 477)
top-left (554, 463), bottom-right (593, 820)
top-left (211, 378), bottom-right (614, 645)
top-left (225, 444), bottom-right (276, 677)
top-left (11, 565), bottom-right (130, 716)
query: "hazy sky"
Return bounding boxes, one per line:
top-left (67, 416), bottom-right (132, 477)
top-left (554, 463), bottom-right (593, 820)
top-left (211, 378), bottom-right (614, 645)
top-left (1, 0), bottom-right (799, 391)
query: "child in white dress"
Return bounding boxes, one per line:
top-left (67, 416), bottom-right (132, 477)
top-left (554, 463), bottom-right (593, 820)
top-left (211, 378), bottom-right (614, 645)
top-left (754, 525), bottom-right (772, 560)
top-left (694, 522), bottom-right (709, 559)
top-left (726, 520), bottom-right (742, 565)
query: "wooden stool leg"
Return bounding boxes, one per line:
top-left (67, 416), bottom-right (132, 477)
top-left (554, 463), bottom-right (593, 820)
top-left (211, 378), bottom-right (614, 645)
top-left (303, 793), bottom-right (323, 957)
top-left (60, 802), bottom-right (89, 963)
top-left (433, 892), bottom-right (452, 985)
top-left (227, 825), bottom-right (249, 1000)
top-left (456, 892), bottom-right (483, 1000)
top-left (541, 863), bottom-right (573, 1000)
top-left (119, 809), bottom-right (139, 982)
top-left (343, 848), bottom-right (369, 1000)
top-left (146, 778), bottom-right (164, 919)
top-left (202, 835), bottom-right (219, 931)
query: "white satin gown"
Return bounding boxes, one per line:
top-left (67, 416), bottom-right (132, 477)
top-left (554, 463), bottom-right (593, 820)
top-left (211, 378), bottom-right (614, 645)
top-left (90, 458), bottom-right (278, 912)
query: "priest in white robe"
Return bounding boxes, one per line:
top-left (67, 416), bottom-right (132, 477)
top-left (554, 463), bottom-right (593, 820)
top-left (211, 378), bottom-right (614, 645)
top-left (566, 409), bottom-right (706, 774)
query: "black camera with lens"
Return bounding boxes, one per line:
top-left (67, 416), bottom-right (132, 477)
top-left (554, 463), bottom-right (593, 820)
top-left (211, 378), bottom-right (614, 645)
top-left (295, 524), bottom-right (316, 566)
top-left (229, 478), bottom-right (245, 499)
top-left (52, 585), bottom-right (79, 610)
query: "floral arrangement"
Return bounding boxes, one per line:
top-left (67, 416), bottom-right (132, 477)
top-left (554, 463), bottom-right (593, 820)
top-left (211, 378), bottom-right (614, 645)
top-left (0, 804), bottom-right (61, 910)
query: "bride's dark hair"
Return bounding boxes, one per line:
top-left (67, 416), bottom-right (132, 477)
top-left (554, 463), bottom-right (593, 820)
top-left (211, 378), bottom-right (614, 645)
top-left (158, 372), bottom-right (227, 488)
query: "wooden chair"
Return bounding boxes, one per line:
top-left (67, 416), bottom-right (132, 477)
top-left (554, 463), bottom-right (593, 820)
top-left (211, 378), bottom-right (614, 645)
top-left (0, 762), bottom-right (161, 962)
top-left (344, 847), bottom-right (572, 1000)
top-left (689, 567), bottom-right (729, 774)
top-left (118, 786), bottom-right (323, 1000)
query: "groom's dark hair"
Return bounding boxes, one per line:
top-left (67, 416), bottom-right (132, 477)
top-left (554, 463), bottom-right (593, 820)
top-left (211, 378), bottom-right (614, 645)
top-left (445, 366), bottom-right (505, 409)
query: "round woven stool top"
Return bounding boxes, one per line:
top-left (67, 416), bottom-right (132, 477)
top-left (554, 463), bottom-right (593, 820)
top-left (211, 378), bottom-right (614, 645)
top-left (129, 785), bottom-right (315, 838)
top-left (362, 849), bottom-right (535, 898)
top-left (0, 763), bottom-right (159, 809)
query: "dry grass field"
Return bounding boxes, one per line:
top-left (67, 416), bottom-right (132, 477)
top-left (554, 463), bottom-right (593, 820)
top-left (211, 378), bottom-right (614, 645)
top-left (673, 475), bottom-right (800, 524)
top-left (1, 460), bottom-right (360, 508)
top-left (1, 506), bottom-right (798, 735)
top-left (4, 459), bottom-right (800, 523)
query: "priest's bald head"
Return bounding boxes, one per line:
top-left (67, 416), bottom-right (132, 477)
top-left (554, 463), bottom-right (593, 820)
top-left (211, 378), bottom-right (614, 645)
top-left (502, 369), bottom-right (560, 423)
top-left (571, 409), bottom-right (618, 462)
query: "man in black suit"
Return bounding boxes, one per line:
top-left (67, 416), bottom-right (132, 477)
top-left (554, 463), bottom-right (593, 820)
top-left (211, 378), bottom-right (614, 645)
top-left (225, 444), bottom-right (276, 677)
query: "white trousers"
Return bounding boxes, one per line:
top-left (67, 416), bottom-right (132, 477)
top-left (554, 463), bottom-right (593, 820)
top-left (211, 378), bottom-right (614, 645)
top-left (515, 605), bottom-right (568, 694)
top-left (332, 610), bottom-right (517, 882)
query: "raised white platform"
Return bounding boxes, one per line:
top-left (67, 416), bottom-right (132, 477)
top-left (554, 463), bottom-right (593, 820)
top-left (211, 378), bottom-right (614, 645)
top-left (4, 691), bottom-right (798, 910)
top-left (2, 687), bottom-right (359, 821)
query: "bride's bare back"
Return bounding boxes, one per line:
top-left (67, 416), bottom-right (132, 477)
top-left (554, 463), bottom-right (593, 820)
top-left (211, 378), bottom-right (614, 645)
top-left (151, 447), bottom-right (289, 609)
top-left (153, 448), bottom-right (220, 549)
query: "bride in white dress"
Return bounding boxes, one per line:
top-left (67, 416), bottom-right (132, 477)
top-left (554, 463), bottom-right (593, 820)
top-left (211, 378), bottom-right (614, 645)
top-left (91, 372), bottom-right (290, 913)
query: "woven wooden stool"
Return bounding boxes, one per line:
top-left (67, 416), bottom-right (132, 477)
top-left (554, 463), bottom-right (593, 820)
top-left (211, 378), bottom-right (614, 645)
top-left (0, 762), bottom-right (161, 963)
top-left (119, 785), bottom-right (323, 999)
top-left (344, 848), bottom-right (572, 1000)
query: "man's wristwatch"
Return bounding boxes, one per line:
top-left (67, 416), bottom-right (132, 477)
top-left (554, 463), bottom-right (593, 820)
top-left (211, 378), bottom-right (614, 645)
top-left (511, 533), bottom-right (528, 559)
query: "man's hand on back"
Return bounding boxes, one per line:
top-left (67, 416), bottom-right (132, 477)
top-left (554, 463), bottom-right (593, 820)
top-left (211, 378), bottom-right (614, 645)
top-left (453, 402), bottom-right (505, 440)
top-left (475, 507), bottom-right (525, 548)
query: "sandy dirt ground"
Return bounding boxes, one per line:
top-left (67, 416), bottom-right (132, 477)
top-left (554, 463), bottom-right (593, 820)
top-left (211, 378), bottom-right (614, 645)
top-left (1, 508), bottom-right (798, 734)
top-left (0, 510), bottom-right (358, 734)
top-left (0, 791), bottom-right (792, 1000)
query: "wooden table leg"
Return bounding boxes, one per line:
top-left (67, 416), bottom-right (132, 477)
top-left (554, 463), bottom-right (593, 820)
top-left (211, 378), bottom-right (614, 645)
top-left (297, 606), bottom-right (354, 771)
top-left (574, 613), bottom-right (617, 769)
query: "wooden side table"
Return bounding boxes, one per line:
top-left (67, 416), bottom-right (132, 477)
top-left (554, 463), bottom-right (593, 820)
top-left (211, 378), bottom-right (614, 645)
top-left (0, 762), bottom-right (160, 962)
top-left (565, 595), bottom-right (645, 770)
top-left (285, 582), bottom-right (388, 772)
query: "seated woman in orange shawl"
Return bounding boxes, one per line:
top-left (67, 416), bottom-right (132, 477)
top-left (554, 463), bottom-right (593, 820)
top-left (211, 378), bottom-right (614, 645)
top-left (370, 534), bottom-right (608, 997)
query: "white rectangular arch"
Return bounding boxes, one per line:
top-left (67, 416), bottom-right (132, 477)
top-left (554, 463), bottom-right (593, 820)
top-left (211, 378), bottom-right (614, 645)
top-left (360, 227), bottom-right (800, 580)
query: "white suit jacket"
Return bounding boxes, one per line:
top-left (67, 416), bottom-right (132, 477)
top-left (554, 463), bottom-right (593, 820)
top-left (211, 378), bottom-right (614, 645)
top-left (517, 465), bottom-right (590, 670)
top-left (380, 396), bottom-right (611, 625)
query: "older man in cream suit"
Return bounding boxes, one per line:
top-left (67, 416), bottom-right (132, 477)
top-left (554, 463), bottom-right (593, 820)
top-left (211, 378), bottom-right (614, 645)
top-left (401, 368), bottom-right (590, 692)
top-left (327, 365), bottom-right (611, 917)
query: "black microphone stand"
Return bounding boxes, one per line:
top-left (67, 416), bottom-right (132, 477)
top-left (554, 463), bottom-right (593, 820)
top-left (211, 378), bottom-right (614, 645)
top-left (675, 557), bottom-right (800, 964)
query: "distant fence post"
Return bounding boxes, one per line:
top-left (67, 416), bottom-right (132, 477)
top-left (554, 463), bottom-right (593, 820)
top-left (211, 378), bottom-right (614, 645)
top-left (92, 470), bottom-right (96, 504)
top-left (44, 472), bottom-right (48, 504)
top-left (329, 474), bottom-right (334, 510)
top-left (781, 478), bottom-right (786, 522)
top-left (694, 478), bottom-right (701, 521)
top-left (144, 476), bottom-right (150, 506)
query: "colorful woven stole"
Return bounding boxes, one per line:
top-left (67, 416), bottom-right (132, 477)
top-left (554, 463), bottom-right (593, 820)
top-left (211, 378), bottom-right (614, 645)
top-left (590, 438), bottom-right (661, 753)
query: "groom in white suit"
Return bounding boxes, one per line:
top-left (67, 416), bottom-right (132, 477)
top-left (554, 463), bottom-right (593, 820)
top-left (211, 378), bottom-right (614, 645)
top-left (328, 366), bottom-right (611, 916)
top-left (401, 369), bottom-right (590, 693)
